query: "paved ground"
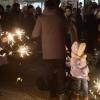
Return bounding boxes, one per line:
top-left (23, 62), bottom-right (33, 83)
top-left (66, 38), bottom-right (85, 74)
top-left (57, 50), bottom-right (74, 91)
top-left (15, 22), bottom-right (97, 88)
top-left (0, 55), bottom-right (99, 100)
top-left (0, 56), bottom-right (59, 100)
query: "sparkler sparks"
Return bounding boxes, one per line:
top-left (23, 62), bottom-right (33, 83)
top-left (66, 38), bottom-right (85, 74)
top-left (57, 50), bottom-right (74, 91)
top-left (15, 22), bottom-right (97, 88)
top-left (7, 32), bottom-right (15, 46)
top-left (89, 89), bottom-right (97, 99)
top-left (0, 53), bottom-right (6, 57)
top-left (15, 29), bottom-right (25, 41)
top-left (16, 77), bottom-right (23, 83)
top-left (17, 44), bottom-right (31, 58)
top-left (94, 78), bottom-right (100, 93)
top-left (0, 28), bottom-right (32, 58)
top-left (89, 77), bottom-right (100, 99)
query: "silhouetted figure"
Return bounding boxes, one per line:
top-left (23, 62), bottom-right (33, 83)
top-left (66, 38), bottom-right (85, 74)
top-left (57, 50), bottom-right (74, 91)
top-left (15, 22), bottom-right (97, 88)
top-left (32, 0), bottom-right (66, 99)
top-left (10, 3), bottom-right (23, 30)
top-left (23, 5), bottom-right (36, 37)
top-left (0, 5), bottom-right (5, 31)
top-left (35, 6), bottom-right (42, 19)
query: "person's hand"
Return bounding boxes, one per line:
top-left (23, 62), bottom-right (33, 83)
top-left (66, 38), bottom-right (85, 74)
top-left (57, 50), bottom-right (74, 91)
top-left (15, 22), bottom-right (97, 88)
top-left (86, 76), bottom-right (90, 81)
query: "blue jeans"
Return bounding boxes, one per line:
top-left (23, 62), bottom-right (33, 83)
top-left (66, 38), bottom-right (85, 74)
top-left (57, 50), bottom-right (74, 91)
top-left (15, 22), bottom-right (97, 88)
top-left (72, 78), bottom-right (88, 96)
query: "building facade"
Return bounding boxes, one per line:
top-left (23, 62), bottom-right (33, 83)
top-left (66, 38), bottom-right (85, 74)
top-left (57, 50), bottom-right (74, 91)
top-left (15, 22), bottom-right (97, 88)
top-left (0, 0), bottom-right (17, 8)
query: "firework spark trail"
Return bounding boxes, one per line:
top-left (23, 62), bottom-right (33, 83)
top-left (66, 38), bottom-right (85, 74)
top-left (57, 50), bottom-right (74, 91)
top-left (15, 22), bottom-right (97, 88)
top-left (94, 78), bottom-right (100, 93)
top-left (89, 78), bottom-right (100, 99)
top-left (17, 44), bottom-right (31, 58)
top-left (89, 89), bottom-right (97, 99)
top-left (0, 28), bottom-right (32, 58)
top-left (15, 29), bottom-right (25, 41)
top-left (6, 32), bottom-right (15, 47)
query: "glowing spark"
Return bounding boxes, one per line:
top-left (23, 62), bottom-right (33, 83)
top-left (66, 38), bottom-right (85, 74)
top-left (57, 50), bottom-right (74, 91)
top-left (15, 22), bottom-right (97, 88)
top-left (17, 44), bottom-right (31, 58)
top-left (89, 90), bottom-right (97, 99)
top-left (0, 53), bottom-right (6, 56)
top-left (16, 77), bottom-right (23, 82)
top-left (0, 47), bottom-right (3, 51)
top-left (0, 32), bottom-right (4, 36)
top-left (9, 51), bottom-right (13, 55)
top-left (94, 78), bottom-right (100, 93)
top-left (7, 32), bottom-right (15, 46)
top-left (15, 29), bottom-right (25, 41)
top-left (25, 36), bottom-right (30, 40)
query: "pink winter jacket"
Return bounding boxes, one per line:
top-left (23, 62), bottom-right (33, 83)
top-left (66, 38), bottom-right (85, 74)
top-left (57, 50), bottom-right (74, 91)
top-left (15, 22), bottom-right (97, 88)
top-left (70, 42), bottom-right (89, 80)
top-left (70, 57), bottom-right (89, 79)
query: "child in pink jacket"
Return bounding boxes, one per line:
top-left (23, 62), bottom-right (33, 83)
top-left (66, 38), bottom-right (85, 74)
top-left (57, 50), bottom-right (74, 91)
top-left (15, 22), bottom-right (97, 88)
top-left (70, 41), bottom-right (89, 100)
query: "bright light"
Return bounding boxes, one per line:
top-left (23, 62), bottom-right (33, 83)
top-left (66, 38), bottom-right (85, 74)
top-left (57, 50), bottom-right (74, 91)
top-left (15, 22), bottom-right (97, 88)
top-left (7, 32), bottom-right (15, 46)
top-left (15, 28), bottom-right (25, 41)
top-left (94, 78), bottom-right (100, 93)
top-left (92, 0), bottom-right (98, 3)
top-left (17, 44), bottom-right (31, 58)
top-left (32, 2), bottom-right (44, 11)
top-left (16, 77), bottom-right (23, 82)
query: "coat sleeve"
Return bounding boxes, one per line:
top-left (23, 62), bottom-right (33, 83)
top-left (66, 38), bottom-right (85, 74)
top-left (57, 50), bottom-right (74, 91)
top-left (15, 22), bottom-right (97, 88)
top-left (71, 58), bottom-right (87, 69)
top-left (32, 17), bottom-right (41, 39)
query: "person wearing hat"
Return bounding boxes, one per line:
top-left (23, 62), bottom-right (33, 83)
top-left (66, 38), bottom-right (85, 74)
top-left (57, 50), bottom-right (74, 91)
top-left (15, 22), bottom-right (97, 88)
top-left (32, 0), bottom-right (66, 100)
top-left (70, 42), bottom-right (89, 100)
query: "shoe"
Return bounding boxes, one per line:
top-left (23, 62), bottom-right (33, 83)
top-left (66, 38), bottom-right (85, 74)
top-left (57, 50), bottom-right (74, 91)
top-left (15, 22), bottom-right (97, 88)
top-left (59, 93), bottom-right (65, 100)
top-left (70, 94), bottom-right (80, 100)
top-left (83, 96), bottom-right (88, 100)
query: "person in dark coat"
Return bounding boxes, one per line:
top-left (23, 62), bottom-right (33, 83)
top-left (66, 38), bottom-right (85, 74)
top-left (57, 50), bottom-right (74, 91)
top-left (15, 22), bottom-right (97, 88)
top-left (76, 8), bottom-right (83, 41)
top-left (4, 5), bottom-right (12, 31)
top-left (32, 0), bottom-right (66, 99)
top-left (23, 5), bottom-right (36, 38)
top-left (64, 6), bottom-right (78, 51)
top-left (10, 3), bottom-right (23, 30)
top-left (0, 5), bottom-right (5, 31)
top-left (35, 6), bottom-right (42, 19)
top-left (84, 2), bottom-right (98, 53)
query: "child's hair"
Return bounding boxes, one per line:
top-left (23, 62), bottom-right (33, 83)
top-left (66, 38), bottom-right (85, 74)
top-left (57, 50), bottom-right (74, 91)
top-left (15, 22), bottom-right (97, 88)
top-left (77, 43), bottom-right (86, 57)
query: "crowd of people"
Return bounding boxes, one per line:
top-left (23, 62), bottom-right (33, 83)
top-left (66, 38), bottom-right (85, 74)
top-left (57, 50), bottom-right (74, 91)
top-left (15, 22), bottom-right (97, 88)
top-left (0, 1), bottom-right (99, 51)
top-left (0, 0), bottom-right (100, 100)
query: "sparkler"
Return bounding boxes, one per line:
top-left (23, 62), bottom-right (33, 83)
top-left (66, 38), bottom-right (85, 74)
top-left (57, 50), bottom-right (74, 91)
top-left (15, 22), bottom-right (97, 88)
top-left (17, 44), bottom-right (31, 58)
top-left (89, 89), bottom-right (97, 99)
top-left (0, 28), bottom-right (33, 58)
top-left (94, 78), bottom-right (100, 93)
top-left (9, 51), bottom-right (13, 55)
top-left (7, 32), bottom-right (15, 46)
top-left (89, 77), bottom-right (100, 99)
top-left (15, 29), bottom-right (25, 41)
top-left (0, 53), bottom-right (6, 57)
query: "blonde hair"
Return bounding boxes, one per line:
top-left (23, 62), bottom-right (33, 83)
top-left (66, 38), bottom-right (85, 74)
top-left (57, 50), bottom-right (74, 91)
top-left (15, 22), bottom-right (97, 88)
top-left (77, 43), bottom-right (86, 57)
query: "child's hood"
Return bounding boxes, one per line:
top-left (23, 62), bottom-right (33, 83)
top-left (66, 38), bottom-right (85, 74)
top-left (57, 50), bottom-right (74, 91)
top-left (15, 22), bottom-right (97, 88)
top-left (77, 43), bottom-right (86, 57)
top-left (71, 41), bottom-right (79, 54)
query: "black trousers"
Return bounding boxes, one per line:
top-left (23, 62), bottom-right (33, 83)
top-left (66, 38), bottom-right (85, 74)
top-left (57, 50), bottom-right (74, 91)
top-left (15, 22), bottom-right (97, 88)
top-left (44, 59), bottom-right (66, 95)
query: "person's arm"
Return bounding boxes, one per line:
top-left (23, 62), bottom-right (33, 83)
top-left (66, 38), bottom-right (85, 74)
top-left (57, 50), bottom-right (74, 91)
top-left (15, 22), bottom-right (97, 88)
top-left (71, 57), bottom-right (87, 69)
top-left (32, 17), bottom-right (42, 39)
